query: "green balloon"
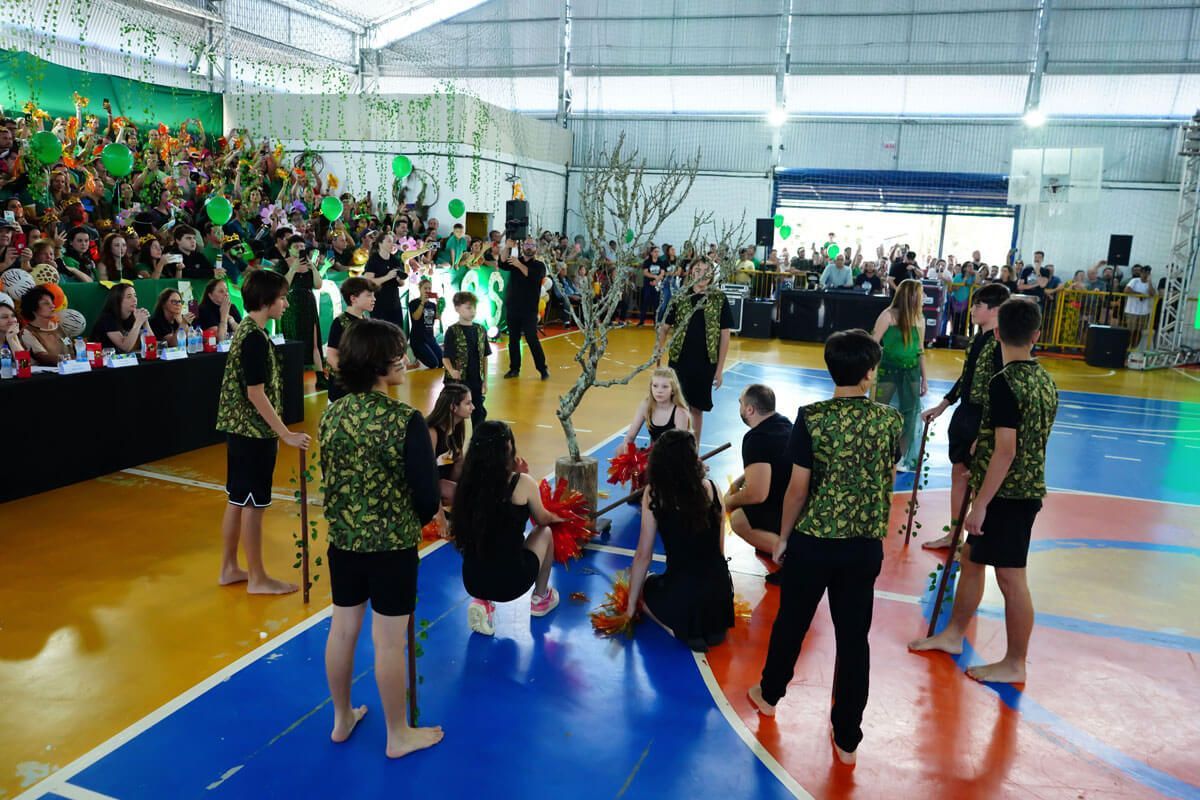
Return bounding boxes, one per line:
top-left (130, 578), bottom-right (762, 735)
top-left (778, 225), bottom-right (792, 240)
top-left (624, 229), bottom-right (634, 244)
top-left (448, 198), bottom-right (465, 219)
top-left (827, 243), bottom-right (840, 258)
top-left (392, 154), bottom-right (412, 180)
top-left (320, 195), bottom-right (343, 222)
top-left (773, 214), bottom-right (783, 228)
top-left (205, 195), bottom-right (233, 226)
top-left (29, 131), bottom-right (61, 165)
top-left (100, 143), bottom-right (134, 177)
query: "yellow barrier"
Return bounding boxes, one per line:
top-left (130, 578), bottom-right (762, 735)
top-left (1044, 287), bottom-right (1159, 351)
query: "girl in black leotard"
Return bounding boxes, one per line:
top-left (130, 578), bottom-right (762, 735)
top-left (453, 421), bottom-right (563, 637)
top-left (617, 367), bottom-right (692, 456)
top-left (426, 383), bottom-right (475, 536)
top-left (624, 429), bottom-right (734, 652)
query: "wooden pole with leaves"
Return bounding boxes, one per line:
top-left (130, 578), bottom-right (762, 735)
top-left (299, 450), bottom-right (311, 604)
top-left (901, 419), bottom-right (932, 545)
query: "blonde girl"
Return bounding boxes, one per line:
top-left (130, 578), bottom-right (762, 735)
top-left (618, 367), bottom-right (693, 455)
top-left (872, 279), bottom-right (928, 471)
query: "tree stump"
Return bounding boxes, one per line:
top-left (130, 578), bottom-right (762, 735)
top-left (555, 455), bottom-right (599, 520)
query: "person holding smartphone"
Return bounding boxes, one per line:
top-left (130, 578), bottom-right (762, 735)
top-left (278, 235), bottom-right (326, 381)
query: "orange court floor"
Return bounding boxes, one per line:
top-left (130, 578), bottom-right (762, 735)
top-left (2, 326), bottom-right (1199, 799)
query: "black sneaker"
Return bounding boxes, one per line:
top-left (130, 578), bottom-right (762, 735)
top-left (539, 369), bottom-right (550, 380)
top-left (503, 370), bottom-right (520, 379)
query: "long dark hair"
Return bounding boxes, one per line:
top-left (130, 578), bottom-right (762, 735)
top-left (427, 383), bottom-right (471, 464)
top-left (646, 429), bottom-right (715, 535)
top-left (453, 421), bottom-right (518, 558)
top-left (101, 284), bottom-right (135, 326)
top-left (151, 288), bottom-right (180, 324)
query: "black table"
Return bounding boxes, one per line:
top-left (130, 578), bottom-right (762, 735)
top-left (779, 290), bottom-right (891, 342)
top-left (1, 341), bottom-right (304, 503)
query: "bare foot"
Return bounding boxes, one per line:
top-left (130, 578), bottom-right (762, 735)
top-left (908, 630), bottom-right (963, 655)
top-left (831, 730), bottom-right (856, 766)
top-left (747, 685), bottom-right (775, 717)
top-left (331, 705), bottom-right (367, 743)
top-left (218, 567), bottom-right (249, 586)
top-left (921, 533), bottom-right (955, 550)
top-left (966, 660), bottom-right (1026, 685)
top-left (247, 576), bottom-right (299, 595)
top-left (386, 725), bottom-right (445, 758)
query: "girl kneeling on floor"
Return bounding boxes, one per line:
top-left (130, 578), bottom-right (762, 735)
top-left (624, 429), bottom-right (735, 652)
top-left (453, 421), bottom-right (562, 636)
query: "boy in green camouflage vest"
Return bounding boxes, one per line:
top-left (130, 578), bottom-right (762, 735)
top-left (442, 291), bottom-right (491, 427)
top-left (910, 298), bottom-right (1058, 685)
top-left (919, 282), bottom-right (1011, 550)
top-left (215, 269), bottom-right (311, 595)
top-left (748, 330), bottom-right (903, 766)
top-left (318, 318), bottom-right (444, 758)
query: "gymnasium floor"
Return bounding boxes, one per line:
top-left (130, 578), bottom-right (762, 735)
top-left (2, 330), bottom-right (1198, 799)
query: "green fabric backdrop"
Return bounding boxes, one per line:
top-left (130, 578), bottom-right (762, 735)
top-left (0, 50), bottom-right (223, 135)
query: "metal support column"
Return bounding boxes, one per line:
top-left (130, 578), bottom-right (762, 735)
top-left (1155, 112), bottom-right (1200, 354)
top-left (769, 0), bottom-right (792, 173)
top-left (555, 0), bottom-right (573, 129)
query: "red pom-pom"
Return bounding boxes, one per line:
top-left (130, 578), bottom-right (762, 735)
top-left (589, 569), bottom-right (637, 637)
top-left (539, 478), bottom-right (593, 564)
top-left (607, 446), bottom-right (649, 487)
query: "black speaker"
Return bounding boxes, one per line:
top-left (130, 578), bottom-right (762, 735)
top-left (505, 200), bottom-right (529, 240)
top-left (1085, 325), bottom-right (1129, 368)
top-left (756, 218), bottom-right (774, 248)
top-left (740, 299), bottom-right (775, 338)
top-left (779, 291), bottom-right (823, 342)
top-left (1106, 235), bottom-right (1132, 267)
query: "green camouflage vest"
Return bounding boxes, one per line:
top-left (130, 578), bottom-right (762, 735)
top-left (971, 360), bottom-right (1058, 499)
top-left (794, 398), bottom-right (903, 540)
top-left (668, 289), bottom-right (724, 364)
top-left (444, 321), bottom-right (487, 381)
top-left (319, 392), bottom-right (422, 551)
top-left (967, 332), bottom-right (1000, 407)
top-left (215, 316), bottom-right (281, 439)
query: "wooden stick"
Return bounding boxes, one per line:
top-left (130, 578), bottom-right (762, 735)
top-left (902, 418), bottom-right (932, 546)
top-left (594, 441), bottom-right (732, 518)
top-left (925, 487), bottom-right (973, 638)
top-left (407, 615), bottom-right (418, 725)
top-left (299, 449), bottom-right (310, 605)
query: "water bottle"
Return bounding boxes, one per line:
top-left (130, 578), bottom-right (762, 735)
top-left (74, 337), bottom-right (86, 361)
top-left (190, 326), bottom-right (201, 354)
top-left (0, 345), bottom-right (12, 379)
top-left (140, 329), bottom-right (148, 357)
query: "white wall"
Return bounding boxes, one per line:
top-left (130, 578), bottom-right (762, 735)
top-left (1016, 184), bottom-right (1178, 274)
top-left (565, 171), bottom-right (769, 250)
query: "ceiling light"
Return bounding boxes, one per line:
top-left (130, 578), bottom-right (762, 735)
top-left (767, 106), bottom-right (787, 127)
top-left (1023, 108), bottom-right (1046, 127)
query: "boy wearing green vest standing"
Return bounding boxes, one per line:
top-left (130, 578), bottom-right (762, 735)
top-left (442, 291), bottom-right (491, 428)
top-left (910, 298), bottom-right (1058, 684)
top-left (215, 269), bottom-right (311, 594)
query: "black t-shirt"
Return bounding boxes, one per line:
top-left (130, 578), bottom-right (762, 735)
top-left (196, 300), bottom-right (240, 331)
top-left (409, 298), bottom-right (438, 340)
top-left (856, 273), bottom-right (883, 293)
top-left (946, 328), bottom-right (998, 405)
top-left (327, 313), bottom-right (360, 350)
top-left (90, 312), bottom-right (134, 351)
top-left (241, 329), bottom-right (270, 386)
top-left (742, 412), bottom-right (794, 514)
top-left (888, 258), bottom-right (910, 284)
top-left (989, 372), bottom-right (1021, 430)
top-left (364, 253), bottom-right (405, 312)
top-left (666, 291), bottom-right (735, 361)
top-left (178, 248), bottom-right (214, 279)
top-left (501, 257), bottom-right (545, 310)
top-left (149, 313), bottom-right (177, 342)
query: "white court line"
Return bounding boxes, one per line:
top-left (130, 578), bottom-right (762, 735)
top-left (1104, 455), bottom-right (1141, 462)
top-left (585, 542), bottom-right (666, 563)
top-left (13, 539), bottom-right (452, 800)
top-left (120, 468), bottom-right (320, 506)
top-left (691, 652), bottom-right (814, 800)
top-left (48, 784), bottom-right (120, 800)
top-left (1136, 440), bottom-right (1166, 446)
top-left (1172, 367), bottom-right (1200, 383)
top-left (1090, 435), bottom-right (1118, 440)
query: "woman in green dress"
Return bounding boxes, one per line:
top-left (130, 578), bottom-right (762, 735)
top-left (871, 279), bottom-right (927, 472)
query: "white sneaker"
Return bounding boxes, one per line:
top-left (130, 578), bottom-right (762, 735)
top-left (467, 599), bottom-right (495, 636)
top-left (530, 587), bottom-right (559, 617)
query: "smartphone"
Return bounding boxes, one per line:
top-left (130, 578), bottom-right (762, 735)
top-left (3, 211), bottom-right (13, 223)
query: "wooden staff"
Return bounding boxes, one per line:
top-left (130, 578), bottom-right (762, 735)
top-left (902, 418), bottom-right (932, 546)
top-left (407, 616), bottom-right (418, 725)
top-left (299, 449), bottom-right (311, 604)
top-left (926, 487), bottom-right (973, 638)
top-left (594, 442), bottom-right (732, 518)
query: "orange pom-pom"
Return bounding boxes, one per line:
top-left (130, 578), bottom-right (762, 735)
top-left (606, 446), bottom-right (649, 486)
top-left (539, 478), bottom-right (593, 564)
top-left (589, 569), bottom-right (637, 637)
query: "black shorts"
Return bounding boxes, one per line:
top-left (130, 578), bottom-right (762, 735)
top-left (947, 402), bottom-right (983, 465)
top-left (967, 497), bottom-right (1042, 569)
top-left (226, 434), bottom-right (279, 507)
top-left (742, 504), bottom-right (782, 536)
top-left (328, 545), bottom-right (419, 616)
top-left (462, 550), bottom-right (540, 603)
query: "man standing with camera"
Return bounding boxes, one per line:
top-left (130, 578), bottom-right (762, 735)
top-left (501, 237), bottom-right (550, 380)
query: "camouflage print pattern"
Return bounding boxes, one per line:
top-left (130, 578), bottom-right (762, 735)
top-left (971, 361), bottom-right (1058, 499)
top-left (215, 316), bottom-right (281, 439)
top-left (668, 289), bottom-right (725, 364)
top-left (795, 398), bottom-right (903, 541)
top-left (319, 392), bottom-right (422, 552)
top-left (443, 321), bottom-right (488, 382)
top-left (967, 332), bottom-right (1000, 407)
